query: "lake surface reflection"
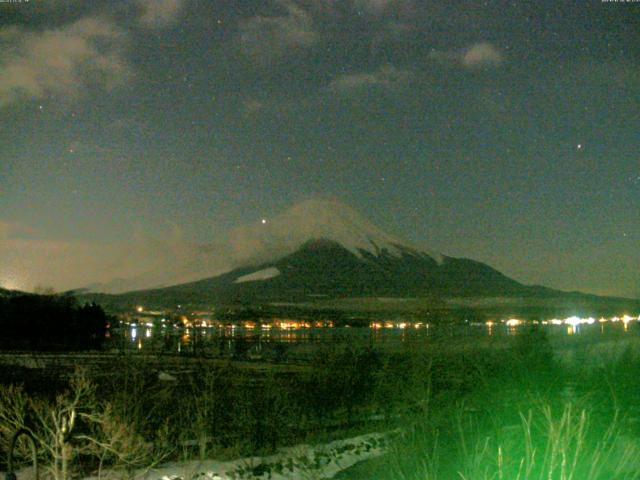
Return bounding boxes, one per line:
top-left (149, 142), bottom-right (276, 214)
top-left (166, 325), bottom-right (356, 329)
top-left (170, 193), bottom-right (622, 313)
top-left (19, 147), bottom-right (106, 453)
top-left (108, 317), bottom-right (640, 358)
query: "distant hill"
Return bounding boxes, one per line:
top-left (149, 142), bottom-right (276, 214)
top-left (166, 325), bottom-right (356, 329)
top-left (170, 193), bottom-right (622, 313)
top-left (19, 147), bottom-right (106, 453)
top-left (0, 287), bottom-right (22, 298)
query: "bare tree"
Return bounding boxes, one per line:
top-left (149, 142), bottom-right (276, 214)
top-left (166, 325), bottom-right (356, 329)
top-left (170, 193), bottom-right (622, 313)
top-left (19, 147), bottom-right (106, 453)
top-left (0, 368), bottom-right (163, 480)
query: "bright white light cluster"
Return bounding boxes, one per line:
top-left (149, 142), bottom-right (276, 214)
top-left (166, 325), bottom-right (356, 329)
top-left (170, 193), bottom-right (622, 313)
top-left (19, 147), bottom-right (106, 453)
top-left (487, 314), bottom-right (639, 328)
top-left (559, 316), bottom-right (595, 327)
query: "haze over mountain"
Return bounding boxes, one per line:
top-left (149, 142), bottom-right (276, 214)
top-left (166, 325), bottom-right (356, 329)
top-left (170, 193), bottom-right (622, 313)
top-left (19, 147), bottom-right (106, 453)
top-left (86, 198), bottom-right (442, 293)
top-left (78, 198), bottom-right (640, 313)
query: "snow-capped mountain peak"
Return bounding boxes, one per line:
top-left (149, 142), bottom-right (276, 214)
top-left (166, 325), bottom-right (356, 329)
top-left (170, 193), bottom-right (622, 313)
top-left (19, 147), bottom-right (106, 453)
top-left (84, 198), bottom-right (442, 293)
top-left (226, 198), bottom-right (442, 265)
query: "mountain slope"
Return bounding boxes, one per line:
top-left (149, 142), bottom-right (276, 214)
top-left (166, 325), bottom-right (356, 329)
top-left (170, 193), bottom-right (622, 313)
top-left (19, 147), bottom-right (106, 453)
top-left (84, 198), bottom-right (442, 294)
top-left (82, 199), bottom-right (637, 310)
top-left (96, 238), bottom-right (557, 307)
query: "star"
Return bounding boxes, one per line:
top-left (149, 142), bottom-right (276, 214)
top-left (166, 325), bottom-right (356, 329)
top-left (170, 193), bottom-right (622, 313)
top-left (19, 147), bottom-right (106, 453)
top-left (261, 219), bottom-right (267, 224)
top-left (576, 144), bottom-right (583, 150)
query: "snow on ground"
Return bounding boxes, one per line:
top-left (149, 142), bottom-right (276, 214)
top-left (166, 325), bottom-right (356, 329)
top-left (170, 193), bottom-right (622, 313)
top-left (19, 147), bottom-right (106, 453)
top-left (5, 431), bottom-right (395, 480)
top-left (234, 267), bottom-right (281, 283)
top-left (134, 431), bottom-right (394, 480)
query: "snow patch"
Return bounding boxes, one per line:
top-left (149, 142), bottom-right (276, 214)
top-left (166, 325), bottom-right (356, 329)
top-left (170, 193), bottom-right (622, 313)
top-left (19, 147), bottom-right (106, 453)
top-left (234, 267), bottom-right (281, 283)
top-left (129, 431), bottom-right (395, 480)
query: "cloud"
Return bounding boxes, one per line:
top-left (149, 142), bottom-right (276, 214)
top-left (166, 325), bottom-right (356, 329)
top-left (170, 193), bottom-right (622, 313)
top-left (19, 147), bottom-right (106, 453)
top-left (240, 98), bottom-right (265, 116)
top-left (0, 17), bottom-right (130, 108)
top-left (0, 222), bottom-right (14, 240)
top-left (0, 221), bottom-right (36, 240)
top-left (238, 1), bottom-right (319, 65)
top-left (0, 220), bottom-right (105, 290)
top-left (327, 65), bottom-right (412, 92)
top-left (137, 0), bottom-right (183, 28)
top-left (430, 42), bottom-right (504, 69)
top-left (0, 224), bottom-right (13, 244)
top-left (462, 42), bottom-right (503, 68)
top-left (0, 227), bottom-right (211, 293)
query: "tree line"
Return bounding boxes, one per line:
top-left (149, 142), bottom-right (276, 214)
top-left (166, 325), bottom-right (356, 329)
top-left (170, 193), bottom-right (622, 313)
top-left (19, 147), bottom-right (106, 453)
top-left (0, 293), bottom-right (109, 350)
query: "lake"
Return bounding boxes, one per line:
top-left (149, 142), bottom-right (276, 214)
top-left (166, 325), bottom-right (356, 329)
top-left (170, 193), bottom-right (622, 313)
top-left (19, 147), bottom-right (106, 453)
top-left (108, 314), bottom-right (640, 362)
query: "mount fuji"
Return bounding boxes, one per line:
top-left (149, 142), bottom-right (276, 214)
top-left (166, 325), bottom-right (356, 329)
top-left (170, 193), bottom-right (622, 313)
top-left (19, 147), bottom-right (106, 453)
top-left (84, 199), bottom-right (584, 307)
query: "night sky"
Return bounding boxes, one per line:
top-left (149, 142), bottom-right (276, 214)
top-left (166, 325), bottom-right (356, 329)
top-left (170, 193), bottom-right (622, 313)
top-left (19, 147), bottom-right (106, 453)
top-left (1, 0), bottom-right (638, 297)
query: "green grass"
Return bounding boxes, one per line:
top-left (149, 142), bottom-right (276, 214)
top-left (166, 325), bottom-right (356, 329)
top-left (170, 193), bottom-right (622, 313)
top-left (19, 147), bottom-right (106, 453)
top-left (2, 327), bottom-right (640, 479)
top-left (337, 329), bottom-right (640, 479)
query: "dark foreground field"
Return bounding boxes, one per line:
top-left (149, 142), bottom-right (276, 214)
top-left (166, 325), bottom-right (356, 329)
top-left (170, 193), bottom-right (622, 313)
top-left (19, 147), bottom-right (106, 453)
top-left (1, 327), bottom-right (640, 480)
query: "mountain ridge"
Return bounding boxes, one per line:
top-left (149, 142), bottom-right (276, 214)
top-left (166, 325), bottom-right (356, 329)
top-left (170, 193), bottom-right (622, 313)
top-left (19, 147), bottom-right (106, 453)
top-left (85, 237), bottom-right (615, 309)
top-left (77, 199), bottom-right (639, 313)
top-left (83, 198), bottom-right (443, 294)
